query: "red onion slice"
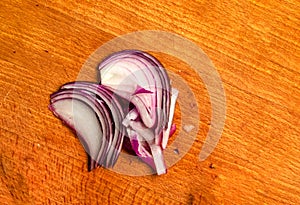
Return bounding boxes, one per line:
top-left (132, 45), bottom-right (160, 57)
top-left (49, 82), bottom-right (125, 170)
top-left (161, 88), bottom-right (178, 149)
top-left (98, 50), bottom-right (175, 174)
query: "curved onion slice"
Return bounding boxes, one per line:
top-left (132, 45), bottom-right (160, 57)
top-left (49, 82), bottom-right (125, 171)
top-left (60, 82), bottom-right (126, 166)
top-left (98, 50), bottom-right (170, 129)
top-left (98, 50), bottom-right (178, 175)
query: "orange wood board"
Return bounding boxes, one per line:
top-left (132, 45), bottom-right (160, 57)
top-left (0, 0), bottom-right (299, 204)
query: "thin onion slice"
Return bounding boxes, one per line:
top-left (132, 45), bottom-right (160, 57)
top-left (60, 82), bottom-right (126, 167)
top-left (98, 50), bottom-right (176, 174)
top-left (49, 82), bottom-right (125, 170)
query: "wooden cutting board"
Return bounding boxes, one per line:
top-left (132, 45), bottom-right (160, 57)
top-left (0, 0), bottom-right (299, 204)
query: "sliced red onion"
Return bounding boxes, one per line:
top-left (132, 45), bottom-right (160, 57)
top-left (50, 93), bottom-right (103, 170)
top-left (98, 50), bottom-right (170, 129)
top-left (161, 88), bottom-right (178, 149)
top-left (49, 82), bottom-right (125, 170)
top-left (59, 82), bottom-right (127, 166)
top-left (126, 128), bottom-right (156, 169)
top-left (98, 50), bottom-right (177, 174)
top-left (49, 50), bottom-right (178, 175)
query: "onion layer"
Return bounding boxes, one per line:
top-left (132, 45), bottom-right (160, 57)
top-left (49, 82), bottom-right (125, 171)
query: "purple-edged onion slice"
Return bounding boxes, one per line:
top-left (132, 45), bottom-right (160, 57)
top-left (98, 50), bottom-right (178, 175)
top-left (49, 82), bottom-right (125, 171)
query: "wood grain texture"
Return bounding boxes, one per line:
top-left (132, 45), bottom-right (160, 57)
top-left (0, 0), bottom-right (299, 204)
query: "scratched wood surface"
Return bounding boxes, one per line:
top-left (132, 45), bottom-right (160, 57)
top-left (0, 0), bottom-right (299, 204)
